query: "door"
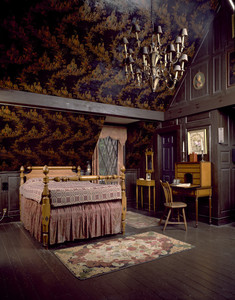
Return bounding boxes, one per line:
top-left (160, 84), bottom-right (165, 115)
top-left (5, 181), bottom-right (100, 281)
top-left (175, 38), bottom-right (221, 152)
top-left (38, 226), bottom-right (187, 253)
top-left (161, 133), bottom-right (176, 183)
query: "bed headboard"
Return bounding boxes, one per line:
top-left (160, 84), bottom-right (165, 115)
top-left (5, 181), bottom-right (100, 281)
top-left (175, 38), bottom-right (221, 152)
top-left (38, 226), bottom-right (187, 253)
top-left (20, 165), bottom-right (77, 184)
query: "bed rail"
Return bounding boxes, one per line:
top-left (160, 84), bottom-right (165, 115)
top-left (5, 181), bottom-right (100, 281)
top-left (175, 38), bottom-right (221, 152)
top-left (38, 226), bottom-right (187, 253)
top-left (20, 165), bottom-right (126, 248)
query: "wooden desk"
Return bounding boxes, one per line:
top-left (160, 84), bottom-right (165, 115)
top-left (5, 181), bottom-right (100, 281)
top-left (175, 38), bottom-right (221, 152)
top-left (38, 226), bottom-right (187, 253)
top-left (171, 184), bottom-right (212, 227)
top-left (136, 179), bottom-right (155, 211)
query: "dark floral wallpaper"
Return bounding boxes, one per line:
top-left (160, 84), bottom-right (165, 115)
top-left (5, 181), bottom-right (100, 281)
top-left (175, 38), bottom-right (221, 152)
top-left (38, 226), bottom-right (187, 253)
top-left (126, 121), bottom-right (160, 169)
top-left (0, 105), bottom-right (105, 171)
top-left (0, 0), bottom-right (219, 111)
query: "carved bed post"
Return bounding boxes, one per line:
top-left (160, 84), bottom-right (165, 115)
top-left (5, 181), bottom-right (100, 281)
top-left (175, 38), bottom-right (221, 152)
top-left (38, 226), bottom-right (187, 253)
top-left (42, 165), bottom-right (50, 248)
top-left (120, 166), bottom-right (126, 235)
top-left (19, 166), bottom-right (25, 221)
top-left (77, 166), bottom-right (81, 178)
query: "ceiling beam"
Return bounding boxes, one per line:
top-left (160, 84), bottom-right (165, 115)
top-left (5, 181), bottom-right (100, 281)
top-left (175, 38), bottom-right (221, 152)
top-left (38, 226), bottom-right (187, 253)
top-left (0, 89), bottom-right (164, 122)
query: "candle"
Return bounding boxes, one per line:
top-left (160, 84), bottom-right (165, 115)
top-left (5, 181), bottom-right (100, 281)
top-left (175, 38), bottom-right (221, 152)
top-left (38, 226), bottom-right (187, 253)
top-left (183, 141), bottom-right (185, 152)
top-left (201, 139), bottom-right (204, 152)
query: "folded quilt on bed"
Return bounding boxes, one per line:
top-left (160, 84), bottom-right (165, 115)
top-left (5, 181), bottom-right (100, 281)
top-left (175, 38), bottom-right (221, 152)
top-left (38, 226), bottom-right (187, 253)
top-left (20, 178), bottom-right (121, 207)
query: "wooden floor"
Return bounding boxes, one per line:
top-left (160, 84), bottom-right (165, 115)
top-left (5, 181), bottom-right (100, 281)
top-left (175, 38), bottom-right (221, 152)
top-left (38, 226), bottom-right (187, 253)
top-left (1, 209), bottom-right (235, 300)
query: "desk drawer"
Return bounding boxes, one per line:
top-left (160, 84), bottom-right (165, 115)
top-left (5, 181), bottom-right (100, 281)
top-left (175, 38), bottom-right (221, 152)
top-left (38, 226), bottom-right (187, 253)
top-left (177, 165), bottom-right (200, 173)
top-left (173, 189), bottom-right (196, 197)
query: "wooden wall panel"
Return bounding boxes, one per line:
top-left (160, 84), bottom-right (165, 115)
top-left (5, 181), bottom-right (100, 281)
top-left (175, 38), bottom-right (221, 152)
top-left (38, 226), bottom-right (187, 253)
top-left (172, 80), bottom-right (187, 106)
top-left (232, 168), bottom-right (235, 210)
top-left (191, 63), bottom-right (209, 100)
top-left (125, 169), bottom-right (138, 205)
top-left (213, 55), bottom-right (222, 93)
top-left (213, 16), bottom-right (222, 53)
top-left (231, 114), bottom-right (235, 146)
top-left (8, 175), bottom-right (20, 216)
top-left (220, 168), bottom-right (230, 211)
top-left (220, 151), bottom-right (230, 163)
top-left (187, 111), bottom-right (210, 123)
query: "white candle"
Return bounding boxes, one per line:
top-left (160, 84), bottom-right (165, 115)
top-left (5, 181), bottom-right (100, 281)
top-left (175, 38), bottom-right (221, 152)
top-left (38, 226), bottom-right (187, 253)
top-left (183, 141), bottom-right (185, 152)
top-left (201, 139), bottom-right (204, 151)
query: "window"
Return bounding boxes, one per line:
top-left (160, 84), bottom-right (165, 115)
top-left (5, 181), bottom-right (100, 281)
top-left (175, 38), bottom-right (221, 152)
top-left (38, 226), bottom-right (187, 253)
top-left (98, 136), bottom-right (118, 175)
top-left (92, 125), bottom-right (127, 176)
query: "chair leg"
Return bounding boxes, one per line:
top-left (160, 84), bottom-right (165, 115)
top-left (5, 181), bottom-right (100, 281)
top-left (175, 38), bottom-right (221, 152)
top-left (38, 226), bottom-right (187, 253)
top-left (163, 209), bottom-right (172, 231)
top-left (158, 207), bottom-right (167, 226)
top-left (182, 208), bottom-right (187, 231)
top-left (177, 209), bottom-right (180, 222)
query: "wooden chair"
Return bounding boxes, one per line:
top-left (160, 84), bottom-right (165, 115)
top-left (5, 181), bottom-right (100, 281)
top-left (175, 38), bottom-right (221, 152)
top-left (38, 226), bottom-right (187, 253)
top-left (159, 180), bottom-right (187, 231)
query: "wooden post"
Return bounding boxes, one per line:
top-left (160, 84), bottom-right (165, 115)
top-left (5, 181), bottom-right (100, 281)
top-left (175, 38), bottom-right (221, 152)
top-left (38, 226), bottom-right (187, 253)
top-left (42, 165), bottom-right (50, 248)
top-left (120, 166), bottom-right (126, 235)
top-left (77, 166), bottom-right (81, 178)
top-left (19, 166), bottom-right (25, 221)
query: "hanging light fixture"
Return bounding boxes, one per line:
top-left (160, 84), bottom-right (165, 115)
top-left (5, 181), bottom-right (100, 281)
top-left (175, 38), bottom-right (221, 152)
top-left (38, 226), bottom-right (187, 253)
top-left (123, 1), bottom-right (188, 93)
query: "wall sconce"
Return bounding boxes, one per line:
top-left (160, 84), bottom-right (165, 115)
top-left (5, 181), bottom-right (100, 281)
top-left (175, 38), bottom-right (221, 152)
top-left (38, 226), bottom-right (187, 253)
top-left (218, 127), bottom-right (224, 144)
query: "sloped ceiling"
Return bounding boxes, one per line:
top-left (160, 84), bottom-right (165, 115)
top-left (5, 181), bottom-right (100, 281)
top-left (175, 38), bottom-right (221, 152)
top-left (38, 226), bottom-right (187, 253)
top-left (0, 0), bottom-right (219, 112)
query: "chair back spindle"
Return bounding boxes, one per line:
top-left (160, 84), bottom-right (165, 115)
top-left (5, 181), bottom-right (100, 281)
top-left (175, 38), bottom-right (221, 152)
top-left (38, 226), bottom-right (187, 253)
top-left (160, 180), bottom-right (173, 204)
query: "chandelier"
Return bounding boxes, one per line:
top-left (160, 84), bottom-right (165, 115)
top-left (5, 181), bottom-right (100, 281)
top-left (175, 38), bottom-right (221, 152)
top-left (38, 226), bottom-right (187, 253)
top-left (123, 9), bottom-right (188, 93)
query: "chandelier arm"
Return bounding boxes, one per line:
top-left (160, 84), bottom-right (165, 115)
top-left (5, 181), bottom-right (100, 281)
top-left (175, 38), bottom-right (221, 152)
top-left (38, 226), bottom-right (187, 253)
top-left (122, 3), bottom-right (188, 93)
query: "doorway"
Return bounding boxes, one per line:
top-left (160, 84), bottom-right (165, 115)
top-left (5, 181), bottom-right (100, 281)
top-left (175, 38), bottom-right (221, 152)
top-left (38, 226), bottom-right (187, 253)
top-left (161, 132), bottom-right (177, 183)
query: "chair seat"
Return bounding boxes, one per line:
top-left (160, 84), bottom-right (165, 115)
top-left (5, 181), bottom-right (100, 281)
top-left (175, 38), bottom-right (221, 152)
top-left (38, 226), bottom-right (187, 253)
top-left (164, 202), bottom-right (187, 209)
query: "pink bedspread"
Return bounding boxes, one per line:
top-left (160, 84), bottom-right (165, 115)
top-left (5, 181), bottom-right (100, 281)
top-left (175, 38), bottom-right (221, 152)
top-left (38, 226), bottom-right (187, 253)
top-left (20, 196), bottom-right (122, 245)
top-left (20, 178), bottom-right (121, 207)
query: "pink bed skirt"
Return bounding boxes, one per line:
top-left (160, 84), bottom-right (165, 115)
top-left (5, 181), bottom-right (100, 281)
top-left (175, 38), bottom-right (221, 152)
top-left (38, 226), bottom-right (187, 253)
top-left (20, 196), bottom-right (122, 245)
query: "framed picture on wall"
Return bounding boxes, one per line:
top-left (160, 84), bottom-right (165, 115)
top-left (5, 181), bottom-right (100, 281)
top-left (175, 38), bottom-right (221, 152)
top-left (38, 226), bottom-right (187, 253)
top-left (227, 50), bottom-right (235, 86)
top-left (187, 129), bottom-right (207, 155)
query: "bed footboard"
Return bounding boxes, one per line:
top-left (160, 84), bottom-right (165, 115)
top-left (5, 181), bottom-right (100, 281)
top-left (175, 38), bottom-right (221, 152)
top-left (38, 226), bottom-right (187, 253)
top-left (20, 165), bottom-right (126, 248)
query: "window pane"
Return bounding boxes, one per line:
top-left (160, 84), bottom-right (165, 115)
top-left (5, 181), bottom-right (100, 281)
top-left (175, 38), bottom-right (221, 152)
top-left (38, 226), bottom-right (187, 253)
top-left (98, 136), bottom-right (118, 175)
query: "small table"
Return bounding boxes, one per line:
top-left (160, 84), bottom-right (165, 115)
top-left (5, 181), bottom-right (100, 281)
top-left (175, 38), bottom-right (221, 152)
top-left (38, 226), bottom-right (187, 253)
top-left (136, 179), bottom-right (155, 211)
top-left (171, 184), bottom-right (212, 227)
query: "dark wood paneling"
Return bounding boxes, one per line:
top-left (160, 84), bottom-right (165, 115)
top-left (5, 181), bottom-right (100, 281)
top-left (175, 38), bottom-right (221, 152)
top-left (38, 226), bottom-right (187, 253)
top-left (166, 4), bottom-right (235, 122)
top-left (195, 32), bottom-right (209, 60)
top-left (231, 112), bottom-right (235, 146)
top-left (165, 92), bottom-right (235, 120)
top-left (220, 151), bottom-right (230, 163)
top-left (213, 55), bottom-right (222, 93)
top-left (8, 176), bottom-right (20, 215)
top-left (213, 16), bottom-right (222, 53)
top-left (191, 62), bottom-right (209, 100)
top-left (0, 171), bottom-right (20, 217)
top-left (171, 79), bottom-right (186, 106)
top-left (125, 169), bottom-right (138, 205)
top-left (187, 111), bottom-right (210, 123)
top-left (220, 168), bottom-right (230, 211)
top-left (232, 168), bottom-right (235, 210)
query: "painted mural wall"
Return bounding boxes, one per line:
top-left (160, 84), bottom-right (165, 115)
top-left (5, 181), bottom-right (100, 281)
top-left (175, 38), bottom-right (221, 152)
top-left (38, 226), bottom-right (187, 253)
top-left (0, 0), bottom-right (218, 111)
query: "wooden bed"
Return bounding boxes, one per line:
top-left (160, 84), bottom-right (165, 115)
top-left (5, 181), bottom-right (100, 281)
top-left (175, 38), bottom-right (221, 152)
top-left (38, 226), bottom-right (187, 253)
top-left (19, 165), bottom-right (126, 248)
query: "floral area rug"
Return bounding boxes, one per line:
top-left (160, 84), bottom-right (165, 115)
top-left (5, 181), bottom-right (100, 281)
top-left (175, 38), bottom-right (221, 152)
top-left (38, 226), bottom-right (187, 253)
top-left (125, 211), bottom-right (159, 228)
top-left (53, 231), bottom-right (193, 280)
